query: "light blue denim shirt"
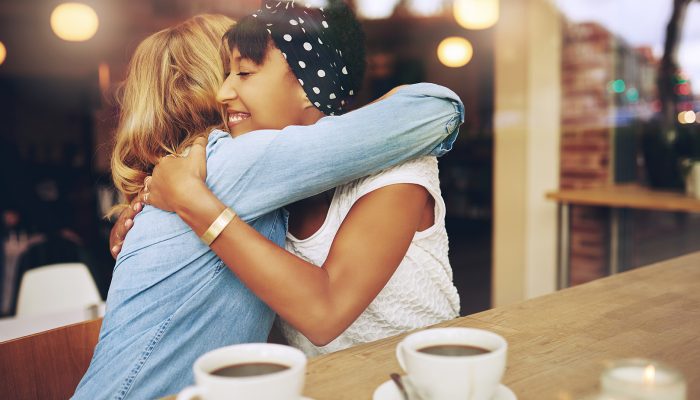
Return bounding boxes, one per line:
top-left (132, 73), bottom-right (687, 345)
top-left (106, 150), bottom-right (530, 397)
top-left (74, 83), bottom-right (464, 399)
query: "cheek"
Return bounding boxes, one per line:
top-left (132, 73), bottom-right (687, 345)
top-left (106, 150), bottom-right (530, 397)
top-left (245, 95), bottom-right (289, 130)
top-left (261, 97), bottom-right (299, 129)
top-left (265, 83), bottom-right (307, 125)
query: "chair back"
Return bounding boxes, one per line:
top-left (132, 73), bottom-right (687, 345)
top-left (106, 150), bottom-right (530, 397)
top-left (0, 318), bottom-right (102, 400)
top-left (16, 263), bottom-right (101, 316)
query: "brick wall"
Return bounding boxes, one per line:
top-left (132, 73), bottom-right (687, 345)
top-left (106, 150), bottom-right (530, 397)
top-left (560, 22), bottom-right (614, 285)
top-left (560, 21), bottom-right (661, 285)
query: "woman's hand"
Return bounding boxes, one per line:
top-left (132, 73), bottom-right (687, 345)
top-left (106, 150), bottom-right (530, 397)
top-left (145, 137), bottom-right (209, 213)
top-left (109, 195), bottom-right (144, 259)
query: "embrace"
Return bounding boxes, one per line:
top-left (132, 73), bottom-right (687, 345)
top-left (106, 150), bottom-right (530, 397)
top-left (74, 2), bottom-right (464, 399)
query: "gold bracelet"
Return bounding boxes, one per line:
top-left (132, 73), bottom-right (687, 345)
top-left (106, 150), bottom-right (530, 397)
top-left (200, 208), bottom-right (237, 246)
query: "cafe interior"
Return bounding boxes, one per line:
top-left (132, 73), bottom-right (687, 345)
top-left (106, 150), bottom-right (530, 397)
top-left (1, 0), bottom-right (699, 399)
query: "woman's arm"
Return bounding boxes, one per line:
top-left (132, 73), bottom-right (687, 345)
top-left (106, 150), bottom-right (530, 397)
top-left (206, 83), bottom-right (462, 221)
top-left (150, 155), bottom-right (430, 345)
top-left (115, 83), bottom-right (462, 255)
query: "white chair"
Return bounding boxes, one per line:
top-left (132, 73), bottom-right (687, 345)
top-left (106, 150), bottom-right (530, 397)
top-left (16, 263), bottom-right (103, 317)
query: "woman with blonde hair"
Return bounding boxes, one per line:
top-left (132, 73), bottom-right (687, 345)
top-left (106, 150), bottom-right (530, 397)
top-left (76, 11), bottom-right (463, 400)
top-left (109, 13), bottom-right (233, 207)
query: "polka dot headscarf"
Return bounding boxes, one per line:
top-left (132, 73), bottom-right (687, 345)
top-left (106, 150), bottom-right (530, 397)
top-left (252, 1), bottom-right (354, 116)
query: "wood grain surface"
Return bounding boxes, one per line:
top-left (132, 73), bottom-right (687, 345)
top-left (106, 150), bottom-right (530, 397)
top-left (0, 318), bottom-right (102, 400)
top-left (303, 252), bottom-right (700, 400)
top-left (546, 185), bottom-right (700, 213)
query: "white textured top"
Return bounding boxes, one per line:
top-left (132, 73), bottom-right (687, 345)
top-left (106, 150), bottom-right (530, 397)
top-left (280, 156), bottom-right (460, 356)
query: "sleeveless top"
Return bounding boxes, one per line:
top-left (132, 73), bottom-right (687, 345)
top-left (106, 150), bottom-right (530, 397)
top-left (280, 156), bottom-right (460, 356)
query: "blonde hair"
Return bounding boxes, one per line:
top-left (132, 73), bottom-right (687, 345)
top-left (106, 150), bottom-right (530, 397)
top-left (109, 14), bottom-right (234, 216)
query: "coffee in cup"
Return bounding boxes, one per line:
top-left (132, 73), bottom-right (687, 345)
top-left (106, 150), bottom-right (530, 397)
top-left (396, 327), bottom-right (507, 400)
top-left (177, 343), bottom-right (306, 400)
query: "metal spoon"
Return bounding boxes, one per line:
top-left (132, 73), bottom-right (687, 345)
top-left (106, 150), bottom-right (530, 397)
top-left (390, 373), bottom-right (410, 400)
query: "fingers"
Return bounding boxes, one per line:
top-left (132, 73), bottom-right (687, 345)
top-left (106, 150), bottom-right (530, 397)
top-left (129, 191), bottom-right (144, 217)
top-left (140, 174), bottom-right (153, 205)
top-left (110, 210), bottom-right (138, 259)
top-left (144, 176), bottom-right (152, 192)
top-left (110, 191), bottom-right (145, 259)
top-left (113, 212), bottom-right (136, 245)
top-left (111, 244), bottom-right (121, 259)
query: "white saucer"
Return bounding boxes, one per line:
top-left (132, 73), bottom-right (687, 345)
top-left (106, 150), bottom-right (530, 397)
top-left (372, 379), bottom-right (516, 400)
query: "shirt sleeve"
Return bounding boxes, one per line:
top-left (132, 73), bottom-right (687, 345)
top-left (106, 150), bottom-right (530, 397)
top-left (204, 82), bottom-right (464, 222)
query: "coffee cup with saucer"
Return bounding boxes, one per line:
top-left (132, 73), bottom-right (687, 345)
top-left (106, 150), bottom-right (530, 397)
top-left (384, 327), bottom-right (514, 400)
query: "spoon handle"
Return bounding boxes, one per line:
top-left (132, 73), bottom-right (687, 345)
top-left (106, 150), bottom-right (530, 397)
top-left (390, 373), bottom-right (410, 400)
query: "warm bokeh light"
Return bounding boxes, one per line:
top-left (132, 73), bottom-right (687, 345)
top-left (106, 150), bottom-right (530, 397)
top-left (407, 0), bottom-right (445, 17)
top-left (50, 3), bottom-right (99, 42)
top-left (454, 0), bottom-right (500, 30)
top-left (0, 41), bottom-right (6, 66)
top-left (98, 62), bottom-right (110, 94)
top-left (437, 37), bottom-right (473, 68)
top-left (302, 0), bottom-right (330, 7)
top-left (355, 0), bottom-right (400, 19)
top-left (643, 364), bottom-right (655, 385)
top-left (679, 110), bottom-right (697, 124)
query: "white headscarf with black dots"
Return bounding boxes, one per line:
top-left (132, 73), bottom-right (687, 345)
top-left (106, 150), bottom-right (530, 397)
top-left (252, 1), bottom-right (354, 116)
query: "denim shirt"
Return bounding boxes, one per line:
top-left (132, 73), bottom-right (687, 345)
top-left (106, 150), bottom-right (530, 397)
top-left (74, 83), bottom-right (464, 399)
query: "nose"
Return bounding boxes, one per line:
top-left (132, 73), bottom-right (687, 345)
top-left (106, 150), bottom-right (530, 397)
top-left (216, 74), bottom-right (238, 104)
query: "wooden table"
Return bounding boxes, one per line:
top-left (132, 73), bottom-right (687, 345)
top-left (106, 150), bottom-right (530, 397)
top-left (546, 185), bottom-right (700, 288)
top-left (302, 251), bottom-right (700, 400)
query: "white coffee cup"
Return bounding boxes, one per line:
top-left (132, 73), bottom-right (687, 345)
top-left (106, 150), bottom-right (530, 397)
top-left (177, 343), bottom-right (307, 400)
top-left (396, 328), bottom-right (507, 400)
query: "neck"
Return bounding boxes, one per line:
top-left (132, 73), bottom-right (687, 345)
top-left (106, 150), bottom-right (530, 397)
top-left (299, 107), bottom-right (325, 126)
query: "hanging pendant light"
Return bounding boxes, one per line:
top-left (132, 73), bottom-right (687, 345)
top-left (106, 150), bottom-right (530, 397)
top-left (454, 0), bottom-right (499, 30)
top-left (437, 36), bottom-right (473, 68)
top-left (0, 41), bottom-right (6, 66)
top-left (51, 3), bottom-right (99, 42)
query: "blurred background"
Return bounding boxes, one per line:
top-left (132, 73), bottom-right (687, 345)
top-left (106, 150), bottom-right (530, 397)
top-left (1, 0), bottom-right (699, 323)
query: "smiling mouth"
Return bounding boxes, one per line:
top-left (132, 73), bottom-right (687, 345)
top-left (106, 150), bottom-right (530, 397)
top-left (227, 112), bottom-right (251, 129)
